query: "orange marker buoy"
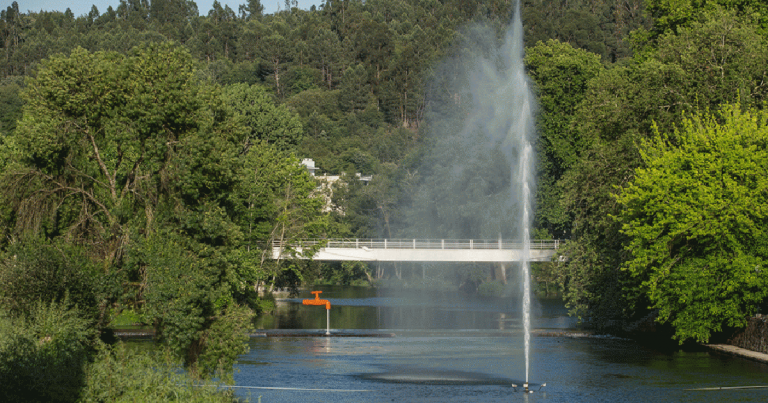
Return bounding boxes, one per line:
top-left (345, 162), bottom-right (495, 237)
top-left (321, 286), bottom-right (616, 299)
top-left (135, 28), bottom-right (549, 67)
top-left (302, 291), bottom-right (331, 335)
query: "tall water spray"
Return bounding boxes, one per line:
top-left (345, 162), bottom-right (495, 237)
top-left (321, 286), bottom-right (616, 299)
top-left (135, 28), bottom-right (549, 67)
top-left (460, 0), bottom-right (536, 383)
top-left (479, 0), bottom-right (537, 385)
top-left (508, 1), bottom-right (535, 386)
top-left (415, 0), bottom-right (537, 383)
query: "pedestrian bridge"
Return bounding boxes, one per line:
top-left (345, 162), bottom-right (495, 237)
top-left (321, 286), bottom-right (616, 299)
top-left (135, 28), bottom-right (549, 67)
top-left (272, 239), bottom-right (563, 263)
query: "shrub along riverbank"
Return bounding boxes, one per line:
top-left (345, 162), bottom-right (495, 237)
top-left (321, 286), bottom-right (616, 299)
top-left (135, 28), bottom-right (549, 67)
top-left (0, 303), bottom-right (239, 402)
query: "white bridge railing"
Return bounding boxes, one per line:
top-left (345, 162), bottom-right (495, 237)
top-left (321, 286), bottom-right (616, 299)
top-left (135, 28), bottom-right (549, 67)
top-left (273, 239), bottom-right (563, 250)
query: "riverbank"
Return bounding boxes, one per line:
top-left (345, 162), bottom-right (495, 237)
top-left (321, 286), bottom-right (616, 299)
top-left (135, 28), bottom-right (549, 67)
top-left (728, 315), bottom-right (768, 353)
top-left (705, 344), bottom-right (768, 364)
top-left (539, 324), bottom-right (768, 365)
top-left (701, 315), bottom-right (768, 364)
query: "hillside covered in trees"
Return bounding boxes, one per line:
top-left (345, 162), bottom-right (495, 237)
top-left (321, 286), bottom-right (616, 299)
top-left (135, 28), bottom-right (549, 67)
top-left (2, 0), bottom-right (768, 400)
top-left (0, 0), bottom-right (650, 301)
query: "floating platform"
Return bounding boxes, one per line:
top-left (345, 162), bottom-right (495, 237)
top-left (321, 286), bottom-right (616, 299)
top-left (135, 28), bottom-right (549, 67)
top-left (110, 328), bottom-right (396, 340)
top-left (250, 329), bottom-right (396, 338)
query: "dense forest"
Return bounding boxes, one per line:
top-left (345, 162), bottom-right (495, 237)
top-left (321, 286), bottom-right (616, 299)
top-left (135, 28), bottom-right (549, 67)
top-left (2, 0), bottom-right (768, 400)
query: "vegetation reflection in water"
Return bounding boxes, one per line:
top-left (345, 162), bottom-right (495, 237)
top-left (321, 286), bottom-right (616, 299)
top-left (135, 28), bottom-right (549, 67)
top-left (254, 285), bottom-right (574, 331)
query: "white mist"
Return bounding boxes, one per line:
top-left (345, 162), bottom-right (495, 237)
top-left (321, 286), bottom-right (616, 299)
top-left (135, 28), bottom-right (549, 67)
top-left (419, 0), bottom-right (538, 385)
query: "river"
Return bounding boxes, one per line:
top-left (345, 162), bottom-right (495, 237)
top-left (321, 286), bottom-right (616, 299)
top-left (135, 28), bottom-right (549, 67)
top-left (233, 285), bottom-right (768, 402)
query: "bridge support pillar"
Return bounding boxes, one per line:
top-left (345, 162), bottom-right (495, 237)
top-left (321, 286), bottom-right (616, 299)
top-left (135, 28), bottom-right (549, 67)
top-left (494, 263), bottom-right (508, 284)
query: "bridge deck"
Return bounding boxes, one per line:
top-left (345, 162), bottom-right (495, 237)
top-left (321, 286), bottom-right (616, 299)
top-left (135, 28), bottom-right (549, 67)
top-left (272, 239), bottom-right (562, 262)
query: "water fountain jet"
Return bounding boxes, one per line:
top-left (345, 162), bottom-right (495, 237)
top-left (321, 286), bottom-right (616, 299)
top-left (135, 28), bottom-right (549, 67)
top-left (412, 0), bottom-right (545, 391)
top-left (504, 0), bottom-right (536, 389)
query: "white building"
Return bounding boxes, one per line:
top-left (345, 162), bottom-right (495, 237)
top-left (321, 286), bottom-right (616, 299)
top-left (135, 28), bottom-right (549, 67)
top-left (301, 158), bottom-right (372, 213)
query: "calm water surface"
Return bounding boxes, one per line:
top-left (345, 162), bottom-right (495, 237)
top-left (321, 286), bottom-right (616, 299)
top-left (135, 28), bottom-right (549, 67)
top-left (234, 286), bottom-right (768, 402)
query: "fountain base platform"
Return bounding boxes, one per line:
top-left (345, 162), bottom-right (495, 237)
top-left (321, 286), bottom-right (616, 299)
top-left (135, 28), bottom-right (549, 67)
top-left (512, 382), bottom-right (546, 393)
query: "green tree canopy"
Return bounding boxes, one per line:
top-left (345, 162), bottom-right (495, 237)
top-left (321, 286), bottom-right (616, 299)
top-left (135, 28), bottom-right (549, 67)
top-left (555, 9), bottom-right (768, 328)
top-left (525, 39), bottom-right (603, 236)
top-left (1, 43), bottom-right (208, 264)
top-left (526, 39), bottom-right (603, 173)
top-left (0, 42), bottom-right (331, 376)
top-left (645, 0), bottom-right (768, 37)
top-left (221, 82), bottom-right (303, 151)
top-left (616, 104), bottom-right (768, 342)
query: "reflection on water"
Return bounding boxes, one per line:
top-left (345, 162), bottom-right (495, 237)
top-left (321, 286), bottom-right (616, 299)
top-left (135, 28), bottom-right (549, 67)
top-left (236, 286), bottom-right (768, 402)
top-left (254, 285), bottom-right (576, 331)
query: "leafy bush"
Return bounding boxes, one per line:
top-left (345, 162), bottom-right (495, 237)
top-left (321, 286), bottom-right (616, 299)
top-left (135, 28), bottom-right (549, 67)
top-left (137, 233), bottom-right (251, 378)
top-left (0, 302), bottom-right (244, 402)
top-left (0, 239), bottom-right (98, 320)
top-left (81, 343), bottom-right (240, 402)
top-left (194, 306), bottom-right (251, 382)
top-left (616, 105), bottom-right (768, 342)
top-left (255, 296), bottom-right (276, 315)
top-left (0, 302), bottom-right (97, 402)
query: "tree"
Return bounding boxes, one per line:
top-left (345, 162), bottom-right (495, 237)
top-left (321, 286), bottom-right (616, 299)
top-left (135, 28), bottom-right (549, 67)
top-left (136, 232), bottom-right (251, 377)
top-left (221, 83), bottom-right (303, 151)
top-left (116, 0), bottom-right (150, 30)
top-left (261, 20), bottom-right (291, 96)
top-left (206, 1), bottom-right (238, 59)
top-left (616, 104), bottom-right (768, 343)
top-left (0, 301), bottom-right (97, 403)
top-left (87, 6), bottom-right (100, 24)
top-left (237, 143), bottom-right (328, 292)
top-left (0, 239), bottom-right (99, 322)
top-left (0, 76), bottom-right (23, 139)
top-left (521, 0), bottom-right (648, 62)
top-left (644, 0), bottom-right (768, 37)
top-left (353, 19), bottom-right (393, 86)
top-left (338, 63), bottom-right (370, 112)
top-left (526, 40), bottom-right (603, 173)
top-left (1, 44), bottom-right (204, 267)
top-left (0, 2), bottom-right (27, 76)
top-left (239, 0), bottom-right (264, 20)
top-left (148, 0), bottom-right (197, 41)
top-left (556, 9), bottom-right (768, 327)
top-left (652, 10), bottom-right (768, 107)
top-left (0, 44), bottom-right (263, 378)
top-left (310, 27), bottom-right (342, 90)
top-left (383, 25), bottom-right (429, 129)
top-left (525, 39), bottom-right (602, 236)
